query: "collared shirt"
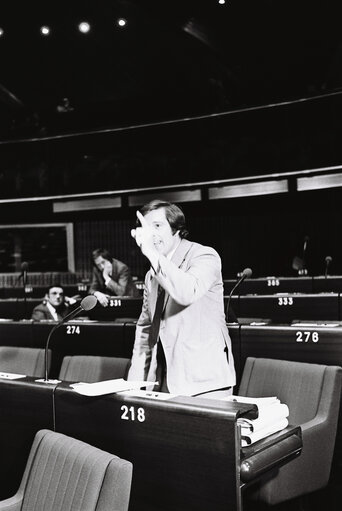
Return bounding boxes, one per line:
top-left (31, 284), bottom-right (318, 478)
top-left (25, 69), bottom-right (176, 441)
top-left (46, 301), bottom-right (59, 321)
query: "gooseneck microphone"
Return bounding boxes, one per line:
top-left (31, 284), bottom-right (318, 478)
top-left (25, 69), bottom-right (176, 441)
top-left (324, 256), bottom-right (332, 278)
top-left (302, 236), bottom-right (309, 270)
top-left (20, 261), bottom-right (29, 286)
top-left (225, 268), bottom-right (252, 322)
top-left (42, 295), bottom-right (98, 383)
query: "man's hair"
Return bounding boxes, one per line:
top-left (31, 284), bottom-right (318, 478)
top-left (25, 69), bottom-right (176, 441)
top-left (139, 200), bottom-right (189, 238)
top-left (92, 248), bottom-right (113, 262)
top-left (47, 285), bottom-right (64, 295)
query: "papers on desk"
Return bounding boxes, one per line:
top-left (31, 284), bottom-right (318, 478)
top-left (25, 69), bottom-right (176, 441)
top-left (224, 395), bottom-right (289, 446)
top-left (0, 371), bottom-right (26, 380)
top-left (70, 378), bottom-right (157, 396)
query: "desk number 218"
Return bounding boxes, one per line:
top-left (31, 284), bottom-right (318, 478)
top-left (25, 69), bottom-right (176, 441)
top-left (121, 405), bottom-right (146, 422)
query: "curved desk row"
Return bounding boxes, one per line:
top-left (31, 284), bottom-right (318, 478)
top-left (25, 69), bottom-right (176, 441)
top-left (224, 275), bottom-right (342, 295)
top-left (0, 296), bottom-right (143, 321)
top-left (0, 377), bottom-right (301, 511)
top-left (227, 292), bottom-right (342, 322)
top-left (0, 320), bottom-right (136, 378)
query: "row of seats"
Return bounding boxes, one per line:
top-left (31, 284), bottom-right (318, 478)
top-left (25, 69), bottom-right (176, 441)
top-left (1, 352), bottom-right (341, 509)
top-left (0, 346), bottom-right (130, 382)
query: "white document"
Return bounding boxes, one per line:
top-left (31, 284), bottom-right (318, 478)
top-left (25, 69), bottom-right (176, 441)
top-left (120, 389), bottom-right (177, 400)
top-left (0, 372), bottom-right (26, 380)
top-left (238, 403), bottom-right (289, 433)
top-left (241, 418), bottom-right (289, 446)
top-left (70, 378), bottom-right (158, 396)
top-left (224, 395), bottom-right (280, 409)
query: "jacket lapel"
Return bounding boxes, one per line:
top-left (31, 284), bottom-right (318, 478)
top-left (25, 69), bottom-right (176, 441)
top-left (162, 238), bottom-right (193, 311)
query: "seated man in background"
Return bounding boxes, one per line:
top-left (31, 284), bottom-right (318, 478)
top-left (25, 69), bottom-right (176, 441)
top-left (89, 248), bottom-right (137, 307)
top-left (31, 285), bottom-right (74, 321)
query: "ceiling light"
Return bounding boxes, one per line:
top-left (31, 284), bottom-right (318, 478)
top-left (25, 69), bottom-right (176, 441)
top-left (78, 22), bottom-right (91, 34)
top-left (0, 28), bottom-right (4, 37)
top-left (218, 0), bottom-right (226, 4)
top-left (117, 18), bottom-right (127, 27)
top-left (40, 26), bottom-right (50, 36)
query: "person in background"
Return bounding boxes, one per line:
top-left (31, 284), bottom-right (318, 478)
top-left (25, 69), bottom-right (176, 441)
top-left (127, 199), bottom-right (236, 399)
top-left (31, 285), bottom-right (74, 321)
top-left (89, 248), bottom-right (137, 307)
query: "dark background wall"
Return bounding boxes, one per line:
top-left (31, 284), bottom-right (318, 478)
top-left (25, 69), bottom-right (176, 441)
top-left (1, 94), bottom-right (341, 280)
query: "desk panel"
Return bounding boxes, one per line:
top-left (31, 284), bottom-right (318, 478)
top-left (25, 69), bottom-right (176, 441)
top-left (0, 298), bottom-right (41, 320)
top-left (0, 380), bottom-right (302, 511)
top-left (313, 276), bottom-right (342, 293)
top-left (32, 321), bottom-right (134, 378)
top-left (0, 321), bottom-right (135, 378)
top-left (240, 323), bottom-right (342, 368)
top-left (88, 297), bottom-right (143, 321)
top-left (239, 293), bottom-right (339, 321)
top-left (54, 385), bottom-right (251, 511)
top-left (0, 320), bottom-right (33, 345)
top-left (224, 277), bottom-right (313, 295)
top-left (0, 284), bottom-right (87, 299)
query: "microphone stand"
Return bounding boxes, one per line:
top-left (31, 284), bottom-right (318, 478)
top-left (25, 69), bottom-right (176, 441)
top-left (37, 295), bottom-right (97, 383)
top-left (225, 268), bottom-right (252, 323)
top-left (23, 268), bottom-right (28, 319)
top-left (324, 257), bottom-right (332, 279)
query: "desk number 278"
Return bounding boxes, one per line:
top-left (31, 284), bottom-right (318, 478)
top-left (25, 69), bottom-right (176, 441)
top-left (120, 405), bottom-right (146, 422)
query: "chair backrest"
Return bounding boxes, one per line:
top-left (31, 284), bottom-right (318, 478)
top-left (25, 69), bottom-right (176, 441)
top-left (59, 355), bottom-right (130, 382)
top-left (0, 346), bottom-right (51, 378)
top-left (238, 357), bottom-right (338, 424)
top-left (238, 357), bottom-right (342, 504)
top-left (18, 429), bottom-right (132, 511)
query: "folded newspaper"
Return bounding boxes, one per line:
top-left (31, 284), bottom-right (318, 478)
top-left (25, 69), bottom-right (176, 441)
top-left (224, 395), bottom-right (289, 446)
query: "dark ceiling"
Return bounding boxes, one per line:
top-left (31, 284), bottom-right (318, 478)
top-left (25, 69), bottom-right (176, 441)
top-left (1, 0), bottom-right (342, 140)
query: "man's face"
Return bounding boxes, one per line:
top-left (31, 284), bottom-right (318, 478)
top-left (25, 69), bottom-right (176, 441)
top-left (47, 287), bottom-right (64, 308)
top-left (143, 207), bottom-right (180, 256)
top-left (94, 256), bottom-right (112, 273)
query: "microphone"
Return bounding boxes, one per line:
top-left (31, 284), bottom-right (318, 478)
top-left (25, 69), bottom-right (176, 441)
top-left (302, 236), bottom-right (309, 270)
top-left (41, 295), bottom-right (98, 383)
top-left (17, 261), bottom-right (29, 282)
top-left (324, 256), bottom-right (332, 278)
top-left (225, 268), bottom-right (252, 323)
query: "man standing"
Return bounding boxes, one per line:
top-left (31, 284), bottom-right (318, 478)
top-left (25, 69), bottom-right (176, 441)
top-left (89, 248), bottom-right (136, 306)
top-left (31, 286), bottom-right (70, 321)
top-left (127, 200), bottom-right (235, 398)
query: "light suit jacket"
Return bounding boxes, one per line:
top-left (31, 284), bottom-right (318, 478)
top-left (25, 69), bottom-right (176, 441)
top-left (127, 238), bottom-right (236, 395)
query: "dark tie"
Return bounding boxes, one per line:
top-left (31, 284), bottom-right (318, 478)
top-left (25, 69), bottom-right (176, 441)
top-left (149, 285), bottom-right (165, 349)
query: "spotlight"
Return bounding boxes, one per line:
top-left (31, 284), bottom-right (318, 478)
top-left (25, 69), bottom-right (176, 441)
top-left (117, 18), bottom-right (127, 27)
top-left (40, 26), bottom-right (50, 36)
top-left (78, 21), bottom-right (91, 33)
top-left (218, 0), bottom-right (226, 4)
top-left (0, 28), bottom-right (4, 37)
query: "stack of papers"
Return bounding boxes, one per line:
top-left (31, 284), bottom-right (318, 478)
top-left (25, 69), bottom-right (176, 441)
top-left (225, 395), bottom-right (289, 446)
top-left (70, 378), bottom-right (157, 396)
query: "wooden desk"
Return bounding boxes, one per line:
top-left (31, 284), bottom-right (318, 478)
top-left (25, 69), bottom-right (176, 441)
top-left (0, 378), bottom-right (302, 510)
top-left (238, 293), bottom-right (340, 321)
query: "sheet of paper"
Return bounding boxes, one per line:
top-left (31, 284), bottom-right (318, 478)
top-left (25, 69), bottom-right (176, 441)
top-left (0, 372), bottom-right (26, 380)
top-left (119, 389), bottom-right (177, 400)
top-left (70, 378), bottom-right (158, 396)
